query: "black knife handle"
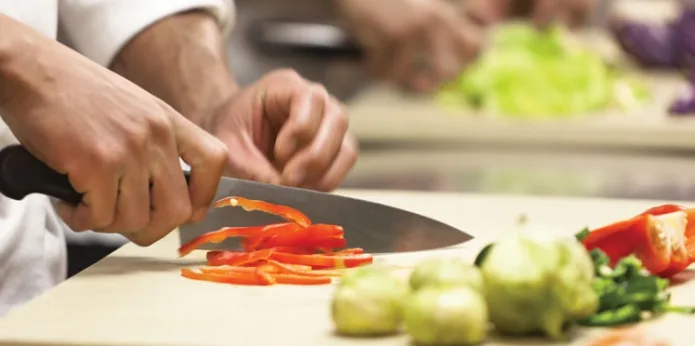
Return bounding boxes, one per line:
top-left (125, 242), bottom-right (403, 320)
top-left (0, 144), bottom-right (190, 205)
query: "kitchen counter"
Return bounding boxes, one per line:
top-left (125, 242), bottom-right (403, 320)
top-left (2, 189), bottom-right (694, 346)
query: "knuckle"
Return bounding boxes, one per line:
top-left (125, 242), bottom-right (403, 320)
top-left (208, 139), bottom-right (229, 167)
top-left (305, 149), bottom-right (332, 172)
top-left (147, 115), bottom-right (173, 141)
top-left (269, 68), bottom-right (302, 83)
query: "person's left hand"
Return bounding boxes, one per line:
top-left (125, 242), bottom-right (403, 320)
top-left (198, 69), bottom-right (358, 192)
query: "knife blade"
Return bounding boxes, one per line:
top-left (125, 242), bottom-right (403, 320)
top-left (0, 144), bottom-right (473, 254)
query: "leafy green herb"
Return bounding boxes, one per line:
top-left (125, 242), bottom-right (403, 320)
top-left (575, 227), bottom-right (590, 242)
top-left (578, 249), bottom-right (695, 327)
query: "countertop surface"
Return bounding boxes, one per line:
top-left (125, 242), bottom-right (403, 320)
top-left (1, 189), bottom-right (694, 346)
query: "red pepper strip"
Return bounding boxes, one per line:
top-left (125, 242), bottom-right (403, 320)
top-left (254, 265), bottom-right (276, 285)
top-left (266, 260), bottom-right (343, 277)
top-left (243, 223), bottom-right (304, 251)
top-left (214, 196), bottom-right (311, 228)
top-left (270, 273), bottom-right (332, 285)
top-left (320, 248), bottom-right (365, 255)
top-left (270, 252), bottom-right (374, 269)
top-left (258, 224), bottom-right (345, 249)
top-left (199, 263), bottom-right (314, 275)
top-left (308, 237), bottom-right (347, 251)
top-left (178, 223), bottom-right (293, 257)
top-left (180, 268), bottom-right (270, 286)
top-left (206, 249), bottom-right (274, 267)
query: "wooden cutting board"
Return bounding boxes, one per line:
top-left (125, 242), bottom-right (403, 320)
top-left (0, 190), bottom-right (693, 346)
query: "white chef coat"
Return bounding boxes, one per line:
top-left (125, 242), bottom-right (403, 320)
top-left (0, 0), bottom-right (235, 317)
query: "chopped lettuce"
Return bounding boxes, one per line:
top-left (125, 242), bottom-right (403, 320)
top-left (437, 23), bottom-right (650, 118)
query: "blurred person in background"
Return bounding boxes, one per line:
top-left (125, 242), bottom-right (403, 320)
top-left (335, 0), bottom-right (598, 92)
top-left (0, 0), bottom-right (355, 316)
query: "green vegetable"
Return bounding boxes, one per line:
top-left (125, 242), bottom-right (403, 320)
top-left (474, 244), bottom-right (494, 267)
top-left (409, 257), bottom-right (484, 294)
top-left (578, 249), bottom-right (695, 327)
top-left (331, 265), bottom-right (408, 336)
top-left (480, 232), bottom-right (598, 339)
top-left (403, 286), bottom-right (488, 345)
top-left (437, 23), bottom-right (650, 118)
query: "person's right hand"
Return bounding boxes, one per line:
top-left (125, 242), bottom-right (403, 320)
top-left (0, 17), bottom-right (228, 246)
top-left (336, 0), bottom-right (483, 92)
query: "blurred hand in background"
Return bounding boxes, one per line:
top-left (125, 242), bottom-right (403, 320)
top-left (465, 0), bottom-right (598, 29)
top-left (336, 0), bottom-right (484, 92)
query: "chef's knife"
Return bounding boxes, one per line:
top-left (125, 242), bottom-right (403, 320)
top-left (0, 144), bottom-right (473, 254)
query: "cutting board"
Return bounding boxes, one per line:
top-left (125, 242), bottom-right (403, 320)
top-left (0, 190), bottom-right (693, 346)
top-left (345, 6), bottom-right (695, 151)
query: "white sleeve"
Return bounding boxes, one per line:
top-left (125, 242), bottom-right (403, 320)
top-left (58, 0), bottom-right (236, 67)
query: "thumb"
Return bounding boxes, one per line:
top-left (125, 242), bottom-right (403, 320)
top-left (222, 131), bottom-right (282, 185)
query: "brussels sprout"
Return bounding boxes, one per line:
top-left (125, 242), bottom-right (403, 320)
top-left (409, 257), bottom-right (484, 294)
top-left (331, 265), bottom-right (408, 336)
top-left (403, 286), bottom-right (488, 345)
top-left (480, 232), bottom-right (599, 340)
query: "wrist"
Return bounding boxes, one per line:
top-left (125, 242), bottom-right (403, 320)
top-left (0, 15), bottom-right (49, 114)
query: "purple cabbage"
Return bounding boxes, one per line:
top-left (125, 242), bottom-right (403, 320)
top-left (611, 18), bottom-right (680, 68)
top-left (669, 82), bottom-right (695, 116)
top-left (674, 7), bottom-right (695, 78)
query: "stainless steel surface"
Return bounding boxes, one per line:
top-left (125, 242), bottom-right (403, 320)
top-left (344, 147), bottom-right (695, 201)
top-left (179, 177), bottom-right (473, 254)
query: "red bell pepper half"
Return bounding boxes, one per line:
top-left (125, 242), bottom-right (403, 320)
top-left (214, 196), bottom-right (312, 228)
top-left (582, 204), bottom-right (695, 278)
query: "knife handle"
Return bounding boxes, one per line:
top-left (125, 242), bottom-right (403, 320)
top-left (0, 144), bottom-right (190, 205)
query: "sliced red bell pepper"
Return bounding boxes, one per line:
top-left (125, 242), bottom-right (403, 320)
top-left (181, 268), bottom-right (270, 286)
top-left (269, 252), bottom-right (373, 269)
top-left (243, 223), bottom-right (304, 251)
top-left (321, 248), bottom-right (365, 255)
top-left (178, 223), bottom-right (294, 257)
top-left (257, 224), bottom-right (344, 249)
top-left (271, 274), bottom-right (332, 285)
top-left (214, 196), bottom-right (311, 228)
top-left (266, 260), bottom-right (343, 277)
top-left (206, 249), bottom-right (274, 267)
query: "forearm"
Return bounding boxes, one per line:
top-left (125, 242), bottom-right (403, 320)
top-left (0, 15), bottom-right (54, 115)
top-left (110, 11), bottom-right (238, 125)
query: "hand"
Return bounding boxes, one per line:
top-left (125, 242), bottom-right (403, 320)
top-left (0, 20), bottom-right (228, 246)
top-left (465, 0), bottom-right (597, 29)
top-left (199, 69), bottom-right (358, 192)
top-left (336, 0), bottom-right (483, 92)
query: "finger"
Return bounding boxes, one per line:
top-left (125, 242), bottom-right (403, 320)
top-left (100, 164), bottom-right (150, 233)
top-left (56, 169), bottom-right (119, 232)
top-left (465, 0), bottom-right (509, 26)
top-left (533, 0), bottom-right (562, 28)
top-left (222, 128), bottom-right (282, 185)
top-left (426, 20), bottom-right (461, 87)
top-left (310, 134), bottom-right (359, 192)
top-left (273, 83), bottom-right (327, 167)
top-left (175, 116), bottom-right (227, 223)
top-left (449, 19), bottom-right (484, 66)
top-left (280, 96), bottom-right (348, 187)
